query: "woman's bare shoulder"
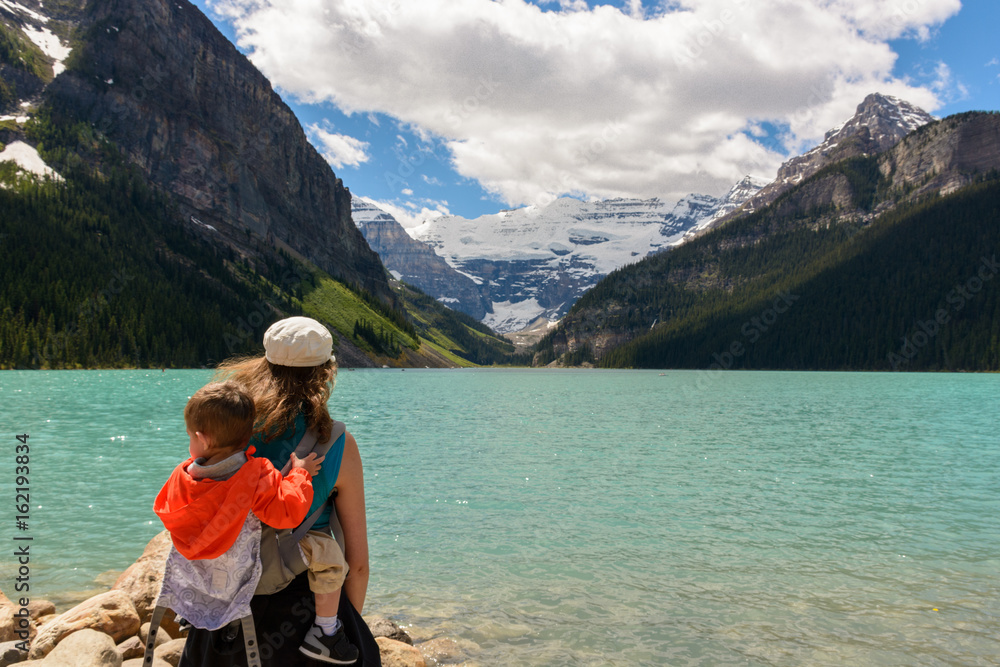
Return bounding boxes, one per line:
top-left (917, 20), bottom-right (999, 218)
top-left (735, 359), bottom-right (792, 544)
top-left (335, 431), bottom-right (363, 488)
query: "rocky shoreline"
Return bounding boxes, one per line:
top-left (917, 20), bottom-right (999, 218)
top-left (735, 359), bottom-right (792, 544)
top-left (1, 532), bottom-right (476, 667)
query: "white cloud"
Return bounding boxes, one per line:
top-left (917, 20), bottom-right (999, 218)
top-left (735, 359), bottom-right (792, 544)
top-left (215, 0), bottom-right (960, 206)
top-left (307, 123), bottom-right (370, 169)
top-left (930, 61), bottom-right (969, 103)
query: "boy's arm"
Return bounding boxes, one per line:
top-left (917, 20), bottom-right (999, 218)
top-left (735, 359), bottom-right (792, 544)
top-left (250, 459), bottom-right (315, 529)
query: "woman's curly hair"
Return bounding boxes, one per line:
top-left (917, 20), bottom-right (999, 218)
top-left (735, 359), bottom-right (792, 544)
top-left (214, 355), bottom-right (335, 443)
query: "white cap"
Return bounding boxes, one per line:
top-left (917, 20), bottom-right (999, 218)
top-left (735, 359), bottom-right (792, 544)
top-left (263, 317), bottom-right (335, 367)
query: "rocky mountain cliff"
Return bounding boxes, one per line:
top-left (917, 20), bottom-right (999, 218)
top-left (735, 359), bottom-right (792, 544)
top-left (360, 180), bottom-right (763, 333)
top-left (4, 0), bottom-right (523, 369)
top-left (881, 111), bottom-right (1000, 197)
top-left (43, 0), bottom-right (390, 302)
top-left (352, 198), bottom-right (491, 319)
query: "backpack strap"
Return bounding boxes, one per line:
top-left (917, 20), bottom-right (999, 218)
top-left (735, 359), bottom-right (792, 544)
top-left (143, 607), bottom-right (262, 667)
top-left (278, 420), bottom-right (345, 476)
top-left (240, 615), bottom-right (263, 667)
top-left (142, 604), bottom-right (167, 666)
top-left (277, 421), bottom-right (347, 564)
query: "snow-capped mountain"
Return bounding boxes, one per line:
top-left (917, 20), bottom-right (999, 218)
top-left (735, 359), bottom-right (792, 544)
top-left (352, 198), bottom-right (492, 318)
top-left (377, 184), bottom-right (762, 332)
top-left (712, 93), bottom-right (935, 226)
top-left (359, 94), bottom-right (932, 335)
top-left (682, 175), bottom-right (770, 240)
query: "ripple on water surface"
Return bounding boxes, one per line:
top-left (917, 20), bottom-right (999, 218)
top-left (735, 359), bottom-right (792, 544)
top-left (1, 369), bottom-right (998, 665)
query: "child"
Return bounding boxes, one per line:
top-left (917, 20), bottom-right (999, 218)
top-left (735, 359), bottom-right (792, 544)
top-left (153, 380), bottom-right (359, 665)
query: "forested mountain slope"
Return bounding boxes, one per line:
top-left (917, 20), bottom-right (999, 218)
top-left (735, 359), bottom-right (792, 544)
top-left (0, 0), bottom-right (518, 368)
top-left (536, 112), bottom-right (1000, 371)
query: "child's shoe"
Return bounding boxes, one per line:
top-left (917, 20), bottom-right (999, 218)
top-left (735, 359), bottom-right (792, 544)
top-left (299, 623), bottom-right (359, 665)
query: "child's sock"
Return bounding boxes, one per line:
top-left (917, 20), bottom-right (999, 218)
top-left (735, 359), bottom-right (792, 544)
top-left (315, 614), bottom-right (341, 636)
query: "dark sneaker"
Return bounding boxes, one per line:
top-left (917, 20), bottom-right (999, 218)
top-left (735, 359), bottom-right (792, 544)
top-left (299, 623), bottom-right (359, 665)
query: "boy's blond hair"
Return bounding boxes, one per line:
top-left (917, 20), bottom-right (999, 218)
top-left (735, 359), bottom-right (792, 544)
top-left (184, 381), bottom-right (256, 453)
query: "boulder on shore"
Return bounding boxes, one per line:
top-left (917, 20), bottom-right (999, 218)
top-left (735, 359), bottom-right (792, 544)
top-left (114, 636), bottom-right (143, 661)
top-left (0, 640), bottom-right (29, 667)
top-left (0, 592), bottom-right (35, 645)
top-left (112, 532), bottom-right (171, 625)
top-left (27, 591), bottom-right (139, 660)
top-left (24, 604), bottom-right (54, 625)
top-left (152, 638), bottom-right (185, 667)
top-left (121, 659), bottom-right (170, 667)
top-left (377, 637), bottom-right (426, 667)
top-left (24, 628), bottom-right (121, 667)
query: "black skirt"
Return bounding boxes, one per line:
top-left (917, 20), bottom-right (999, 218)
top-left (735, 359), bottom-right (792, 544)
top-left (178, 572), bottom-right (381, 666)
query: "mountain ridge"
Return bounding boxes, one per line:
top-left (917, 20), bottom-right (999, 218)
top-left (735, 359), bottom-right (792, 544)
top-left (355, 178), bottom-right (764, 332)
top-left (705, 93), bottom-right (936, 231)
top-left (534, 109), bottom-right (1000, 370)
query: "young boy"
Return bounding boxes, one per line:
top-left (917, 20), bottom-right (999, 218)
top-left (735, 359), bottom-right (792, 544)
top-left (153, 380), bottom-right (359, 665)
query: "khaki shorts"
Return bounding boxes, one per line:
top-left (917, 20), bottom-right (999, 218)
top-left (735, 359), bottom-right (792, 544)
top-left (298, 529), bottom-right (348, 595)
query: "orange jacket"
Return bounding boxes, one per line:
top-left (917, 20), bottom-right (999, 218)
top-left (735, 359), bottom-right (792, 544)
top-left (153, 447), bottom-right (314, 560)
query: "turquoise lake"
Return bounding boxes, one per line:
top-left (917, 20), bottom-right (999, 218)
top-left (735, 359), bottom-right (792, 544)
top-left (1, 369), bottom-right (998, 665)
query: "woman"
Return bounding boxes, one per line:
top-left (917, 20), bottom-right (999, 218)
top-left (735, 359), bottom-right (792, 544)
top-left (178, 316), bottom-right (378, 666)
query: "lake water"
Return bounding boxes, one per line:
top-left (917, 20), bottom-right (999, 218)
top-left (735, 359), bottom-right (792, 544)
top-left (1, 369), bottom-right (998, 665)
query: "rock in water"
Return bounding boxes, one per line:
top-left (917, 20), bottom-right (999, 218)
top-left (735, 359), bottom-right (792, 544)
top-left (417, 637), bottom-right (469, 665)
top-left (365, 616), bottom-right (413, 645)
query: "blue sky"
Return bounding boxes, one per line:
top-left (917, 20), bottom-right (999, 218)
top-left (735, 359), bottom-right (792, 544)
top-left (192, 0), bottom-right (999, 226)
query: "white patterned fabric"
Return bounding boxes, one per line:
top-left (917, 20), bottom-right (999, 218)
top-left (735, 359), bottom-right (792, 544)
top-left (157, 513), bottom-right (263, 630)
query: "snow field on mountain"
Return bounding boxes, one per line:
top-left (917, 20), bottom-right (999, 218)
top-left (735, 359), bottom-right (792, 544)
top-left (0, 141), bottom-right (62, 181)
top-left (409, 197), bottom-right (688, 277)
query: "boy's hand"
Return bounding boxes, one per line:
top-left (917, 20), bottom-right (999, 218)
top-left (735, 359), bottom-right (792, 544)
top-left (290, 452), bottom-right (325, 477)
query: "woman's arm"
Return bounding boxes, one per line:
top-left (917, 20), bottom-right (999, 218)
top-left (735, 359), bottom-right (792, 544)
top-left (334, 431), bottom-right (370, 612)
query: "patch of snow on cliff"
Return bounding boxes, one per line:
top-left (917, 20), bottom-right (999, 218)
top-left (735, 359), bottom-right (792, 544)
top-left (0, 0), bottom-right (49, 23)
top-left (0, 141), bottom-right (62, 180)
top-left (483, 298), bottom-right (546, 334)
top-left (21, 24), bottom-right (72, 76)
top-left (190, 217), bottom-right (217, 232)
